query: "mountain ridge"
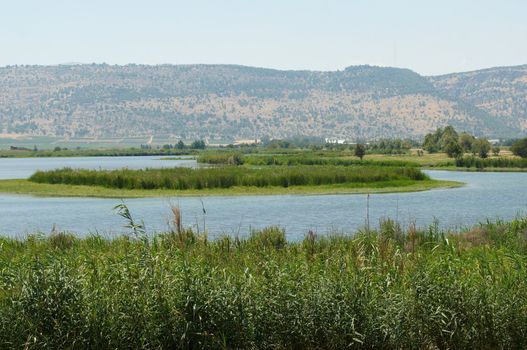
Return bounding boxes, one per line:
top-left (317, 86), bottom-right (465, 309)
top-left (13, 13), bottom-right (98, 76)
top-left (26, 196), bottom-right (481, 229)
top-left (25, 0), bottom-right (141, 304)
top-left (1, 63), bottom-right (525, 140)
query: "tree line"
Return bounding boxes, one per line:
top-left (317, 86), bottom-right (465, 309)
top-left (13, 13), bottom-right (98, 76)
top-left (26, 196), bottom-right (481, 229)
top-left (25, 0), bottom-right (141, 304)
top-left (423, 126), bottom-right (497, 158)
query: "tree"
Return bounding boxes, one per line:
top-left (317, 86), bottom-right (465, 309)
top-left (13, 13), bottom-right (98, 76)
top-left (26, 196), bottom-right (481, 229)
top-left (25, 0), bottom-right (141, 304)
top-left (227, 153), bottom-right (244, 165)
top-left (473, 139), bottom-right (491, 158)
top-left (459, 132), bottom-right (475, 153)
top-left (191, 140), bottom-right (206, 149)
top-left (440, 126), bottom-right (459, 150)
top-left (492, 146), bottom-right (500, 157)
top-left (423, 130), bottom-right (441, 153)
top-left (444, 140), bottom-right (463, 158)
top-left (511, 138), bottom-right (527, 158)
top-left (176, 140), bottom-right (186, 149)
top-left (354, 143), bottom-right (366, 160)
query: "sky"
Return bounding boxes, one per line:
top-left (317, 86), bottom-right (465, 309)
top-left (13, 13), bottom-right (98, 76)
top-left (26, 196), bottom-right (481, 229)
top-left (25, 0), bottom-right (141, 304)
top-left (0, 0), bottom-right (526, 75)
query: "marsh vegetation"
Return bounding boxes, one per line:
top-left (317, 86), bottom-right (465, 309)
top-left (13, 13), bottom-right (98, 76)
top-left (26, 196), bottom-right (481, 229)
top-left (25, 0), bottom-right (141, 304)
top-left (29, 166), bottom-right (428, 191)
top-left (1, 213), bottom-right (527, 348)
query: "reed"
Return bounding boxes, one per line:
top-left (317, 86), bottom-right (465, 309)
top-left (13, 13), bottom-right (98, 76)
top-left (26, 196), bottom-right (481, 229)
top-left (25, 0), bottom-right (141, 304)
top-left (455, 156), bottom-right (527, 169)
top-left (197, 153), bottom-right (420, 167)
top-left (29, 165), bottom-right (428, 191)
top-left (1, 216), bottom-right (527, 348)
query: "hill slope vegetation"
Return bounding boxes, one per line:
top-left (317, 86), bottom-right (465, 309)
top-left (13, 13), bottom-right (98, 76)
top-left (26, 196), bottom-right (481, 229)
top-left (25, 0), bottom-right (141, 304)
top-left (0, 64), bottom-right (525, 140)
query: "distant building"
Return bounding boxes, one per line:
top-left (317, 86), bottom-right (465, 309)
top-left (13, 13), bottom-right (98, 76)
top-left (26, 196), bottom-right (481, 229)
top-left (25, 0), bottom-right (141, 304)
top-left (234, 138), bottom-right (260, 145)
top-left (488, 139), bottom-right (500, 145)
top-left (325, 138), bottom-right (347, 144)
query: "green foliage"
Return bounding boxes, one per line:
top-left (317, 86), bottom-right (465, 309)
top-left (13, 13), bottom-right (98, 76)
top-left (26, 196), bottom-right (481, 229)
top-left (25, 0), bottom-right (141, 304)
top-left (197, 152), bottom-right (244, 165)
top-left (364, 139), bottom-right (413, 155)
top-left (29, 165), bottom-right (428, 190)
top-left (242, 154), bottom-right (420, 167)
top-left (422, 126), bottom-right (494, 159)
top-left (354, 143), bottom-right (366, 160)
top-left (439, 125), bottom-right (459, 150)
top-left (190, 140), bottom-right (206, 149)
top-left (2, 218), bottom-right (527, 348)
top-left (424, 126), bottom-right (463, 156)
top-left (459, 132), bottom-right (476, 152)
top-left (455, 156), bottom-right (527, 169)
top-left (0, 147), bottom-right (194, 158)
top-left (423, 127), bottom-right (443, 153)
top-left (492, 146), bottom-right (501, 157)
top-left (444, 139), bottom-right (463, 158)
top-left (176, 140), bottom-right (186, 150)
top-left (511, 138), bottom-right (527, 158)
top-left (473, 138), bottom-right (491, 158)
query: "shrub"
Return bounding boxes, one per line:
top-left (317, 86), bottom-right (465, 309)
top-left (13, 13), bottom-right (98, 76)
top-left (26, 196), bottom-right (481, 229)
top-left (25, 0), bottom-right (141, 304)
top-left (511, 138), bottom-right (527, 158)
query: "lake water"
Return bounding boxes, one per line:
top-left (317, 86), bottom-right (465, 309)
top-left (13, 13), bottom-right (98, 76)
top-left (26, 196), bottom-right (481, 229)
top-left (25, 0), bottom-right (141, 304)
top-left (0, 155), bottom-right (197, 179)
top-left (0, 156), bottom-right (526, 240)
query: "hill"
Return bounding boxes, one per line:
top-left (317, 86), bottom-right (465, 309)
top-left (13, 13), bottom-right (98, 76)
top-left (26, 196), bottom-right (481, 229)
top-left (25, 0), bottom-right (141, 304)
top-left (0, 63), bottom-right (525, 141)
top-left (429, 65), bottom-right (527, 134)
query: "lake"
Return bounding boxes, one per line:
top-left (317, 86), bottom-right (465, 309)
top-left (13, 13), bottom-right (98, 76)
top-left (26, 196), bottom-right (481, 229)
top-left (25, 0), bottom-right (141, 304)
top-left (0, 156), bottom-right (526, 239)
top-left (0, 155), bottom-right (197, 179)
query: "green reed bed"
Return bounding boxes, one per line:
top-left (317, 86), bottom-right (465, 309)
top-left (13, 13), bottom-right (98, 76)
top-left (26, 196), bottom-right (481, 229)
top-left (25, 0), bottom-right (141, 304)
top-left (2, 216), bottom-right (527, 349)
top-left (197, 152), bottom-right (245, 165)
top-left (244, 155), bottom-right (420, 167)
top-left (29, 165), bottom-right (428, 191)
top-left (197, 153), bottom-right (419, 167)
top-left (455, 156), bottom-right (527, 169)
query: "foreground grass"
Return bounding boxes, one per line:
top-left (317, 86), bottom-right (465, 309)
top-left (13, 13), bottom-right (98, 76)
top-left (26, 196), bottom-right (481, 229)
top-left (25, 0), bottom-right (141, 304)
top-left (0, 178), bottom-right (460, 198)
top-left (2, 217), bottom-right (527, 348)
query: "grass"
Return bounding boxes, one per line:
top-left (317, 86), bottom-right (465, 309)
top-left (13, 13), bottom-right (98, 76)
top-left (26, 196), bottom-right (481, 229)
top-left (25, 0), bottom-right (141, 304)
top-left (28, 166), bottom-right (429, 190)
top-left (0, 148), bottom-right (195, 158)
top-left (242, 154), bottom-right (420, 167)
top-left (367, 151), bottom-right (453, 166)
top-left (454, 156), bottom-right (527, 169)
top-left (2, 215), bottom-right (527, 348)
top-left (0, 178), bottom-right (460, 198)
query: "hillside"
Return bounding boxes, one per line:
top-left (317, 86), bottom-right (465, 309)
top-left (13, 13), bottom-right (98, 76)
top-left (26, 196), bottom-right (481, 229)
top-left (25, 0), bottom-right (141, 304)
top-left (429, 65), bottom-right (527, 133)
top-left (0, 64), bottom-right (524, 141)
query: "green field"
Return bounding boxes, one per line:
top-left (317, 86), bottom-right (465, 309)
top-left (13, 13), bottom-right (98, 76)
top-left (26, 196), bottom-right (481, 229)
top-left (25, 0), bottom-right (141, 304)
top-left (2, 216), bottom-right (527, 348)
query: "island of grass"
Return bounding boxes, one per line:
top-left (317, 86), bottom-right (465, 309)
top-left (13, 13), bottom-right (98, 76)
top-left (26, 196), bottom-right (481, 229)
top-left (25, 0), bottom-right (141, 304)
top-left (0, 165), bottom-right (462, 198)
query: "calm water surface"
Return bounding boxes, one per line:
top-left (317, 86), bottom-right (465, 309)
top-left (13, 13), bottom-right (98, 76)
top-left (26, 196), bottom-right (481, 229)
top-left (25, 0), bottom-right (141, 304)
top-left (0, 155), bottom-right (197, 179)
top-left (0, 156), bottom-right (526, 240)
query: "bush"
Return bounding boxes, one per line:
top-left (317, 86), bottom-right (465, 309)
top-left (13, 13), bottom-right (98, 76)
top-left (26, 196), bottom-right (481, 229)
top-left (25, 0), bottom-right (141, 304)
top-left (197, 153), bottom-right (244, 165)
top-left (511, 138), bottom-right (527, 158)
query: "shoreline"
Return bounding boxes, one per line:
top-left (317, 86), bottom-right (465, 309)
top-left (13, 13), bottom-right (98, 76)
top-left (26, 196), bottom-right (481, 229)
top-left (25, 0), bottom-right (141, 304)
top-left (0, 179), bottom-right (462, 198)
top-left (423, 166), bottom-right (527, 173)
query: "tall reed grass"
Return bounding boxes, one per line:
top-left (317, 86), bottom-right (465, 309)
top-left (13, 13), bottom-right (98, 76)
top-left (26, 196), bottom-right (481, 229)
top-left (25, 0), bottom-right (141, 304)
top-left (29, 165), bottom-right (428, 190)
top-left (198, 153), bottom-right (419, 167)
top-left (1, 216), bottom-right (527, 348)
top-left (455, 156), bottom-right (527, 169)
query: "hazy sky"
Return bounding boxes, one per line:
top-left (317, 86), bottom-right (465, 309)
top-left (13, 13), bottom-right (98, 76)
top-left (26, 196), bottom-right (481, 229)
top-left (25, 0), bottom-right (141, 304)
top-left (1, 0), bottom-right (526, 75)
